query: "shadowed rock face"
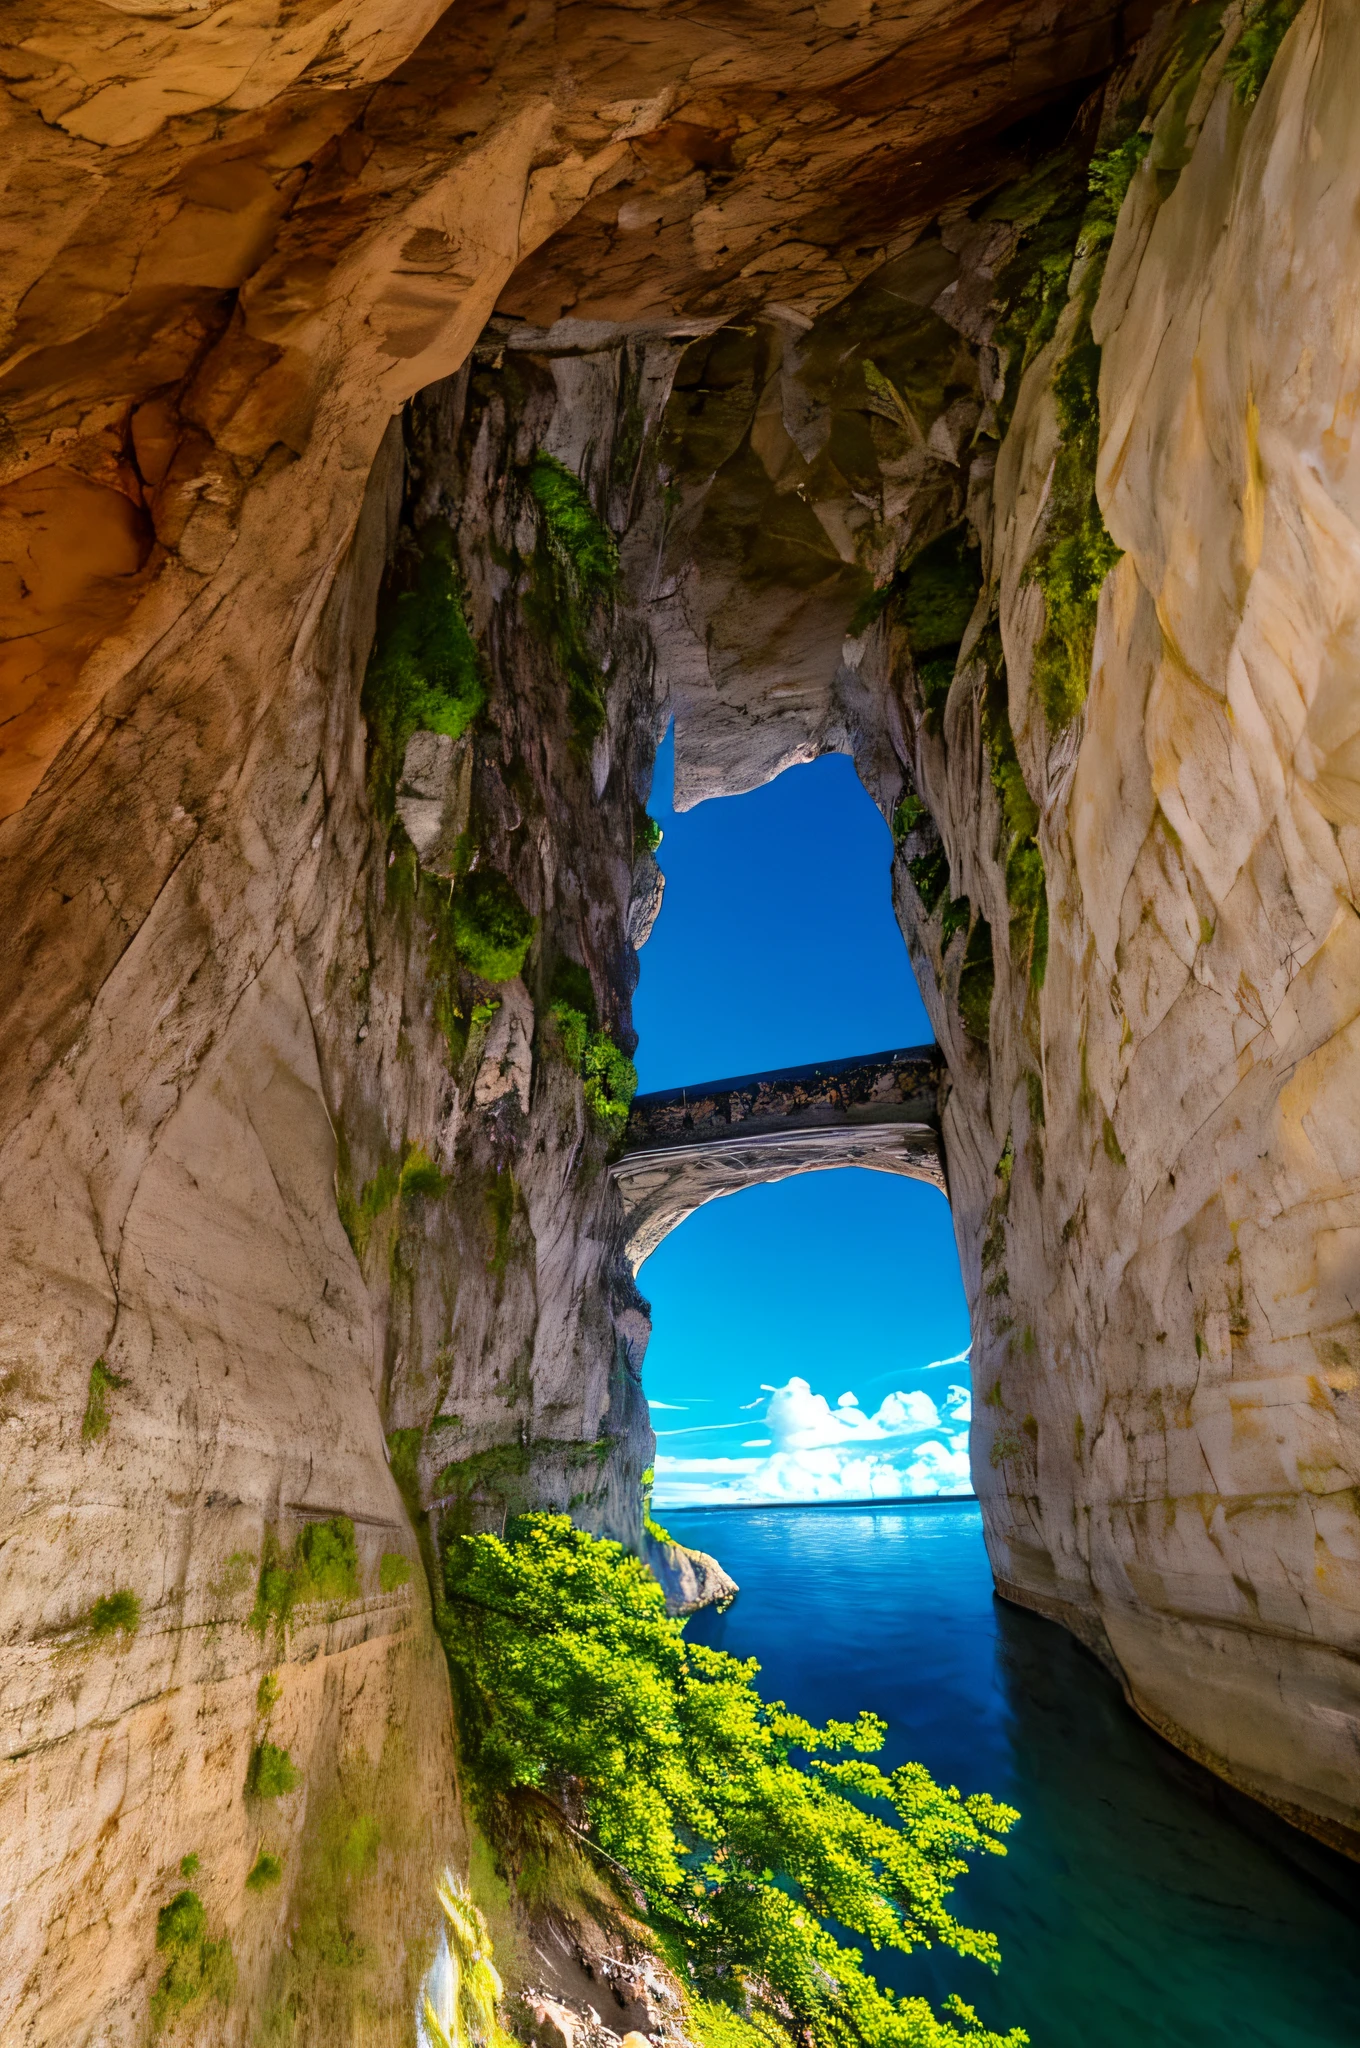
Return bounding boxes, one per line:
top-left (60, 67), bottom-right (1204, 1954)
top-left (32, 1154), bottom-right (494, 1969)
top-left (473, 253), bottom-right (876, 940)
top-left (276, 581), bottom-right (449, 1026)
top-left (3, 0), bottom-right (1359, 2038)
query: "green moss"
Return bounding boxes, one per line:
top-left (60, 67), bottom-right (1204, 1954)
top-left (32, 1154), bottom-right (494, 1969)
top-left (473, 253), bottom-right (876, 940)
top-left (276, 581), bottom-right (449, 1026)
top-left (1030, 320), bottom-right (1123, 730)
top-left (1226, 0), bottom-right (1304, 103)
top-left (151, 1890), bottom-right (235, 2031)
top-left (1101, 1115), bottom-right (1127, 1169)
top-left (907, 842), bottom-right (950, 916)
top-left (452, 868), bottom-right (536, 983)
top-left (889, 526), bottom-right (984, 732)
top-left (434, 1440), bottom-right (534, 1537)
top-left (528, 454), bottom-right (619, 595)
top-left (361, 527), bottom-right (485, 826)
top-left (486, 1167), bottom-right (519, 1280)
top-left (297, 1516), bottom-right (360, 1603)
top-left (180, 1853), bottom-right (200, 1880)
top-left (248, 1742), bottom-right (303, 1800)
top-left (548, 956), bottom-right (596, 1023)
top-left (251, 1517), bottom-right (360, 1637)
top-left (81, 1356), bottom-right (126, 1443)
top-left (386, 1429), bottom-right (423, 1517)
top-left (257, 1672), bottom-right (281, 1716)
top-left (892, 791), bottom-right (927, 841)
top-left (398, 1143), bottom-right (443, 1201)
top-left (526, 452), bottom-right (619, 745)
top-left (1084, 133), bottom-right (1151, 247)
top-left (958, 915), bottom-right (995, 1042)
top-left (87, 1589), bottom-right (140, 1639)
top-left (940, 893), bottom-right (971, 951)
top-left (979, 633), bottom-right (1048, 992)
top-left (379, 1552), bottom-right (412, 1592)
top-left (246, 1852), bottom-right (283, 1892)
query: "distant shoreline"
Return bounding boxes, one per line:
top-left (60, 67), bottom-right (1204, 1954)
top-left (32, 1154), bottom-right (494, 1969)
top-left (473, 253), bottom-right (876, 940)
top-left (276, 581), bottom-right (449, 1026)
top-left (660, 1494), bottom-right (978, 1515)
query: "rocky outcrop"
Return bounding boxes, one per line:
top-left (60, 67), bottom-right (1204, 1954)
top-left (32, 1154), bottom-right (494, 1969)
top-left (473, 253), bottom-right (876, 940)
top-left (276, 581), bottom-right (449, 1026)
top-left (3, 0), bottom-right (1357, 2039)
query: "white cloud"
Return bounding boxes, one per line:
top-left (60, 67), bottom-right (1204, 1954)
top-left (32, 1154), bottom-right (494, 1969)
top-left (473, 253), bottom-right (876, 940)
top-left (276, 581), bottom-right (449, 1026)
top-left (652, 1373), bottom-right (975, 1508)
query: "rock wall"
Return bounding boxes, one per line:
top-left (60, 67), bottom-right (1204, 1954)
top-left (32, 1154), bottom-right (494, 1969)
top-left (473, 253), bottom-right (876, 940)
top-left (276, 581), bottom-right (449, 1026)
top-left (3, 0), bottom-right (1357, 2039)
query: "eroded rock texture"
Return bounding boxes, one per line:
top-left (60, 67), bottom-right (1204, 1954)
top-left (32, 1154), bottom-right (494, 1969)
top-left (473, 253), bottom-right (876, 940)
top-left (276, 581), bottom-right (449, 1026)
top-left (2, 0), bottom-right (1356, 2039)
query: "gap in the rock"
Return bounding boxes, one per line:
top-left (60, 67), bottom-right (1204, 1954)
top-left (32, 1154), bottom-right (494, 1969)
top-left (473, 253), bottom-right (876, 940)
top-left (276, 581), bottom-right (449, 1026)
top-left (634, 728), bottom-right (971, 1509)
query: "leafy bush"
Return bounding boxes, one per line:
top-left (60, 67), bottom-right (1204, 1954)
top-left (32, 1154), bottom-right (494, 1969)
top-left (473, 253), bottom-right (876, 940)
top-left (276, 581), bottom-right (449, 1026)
top-left (362, 529), bottom-right (485, 824)
top-left (81, 1356), bottom-right (126, 1443)
top-left (549, 1005), bottom-right (637, 1140)
top-left (87, 1589), bottom-right (140, 1639)
top-left (151, 1889), bottom-right (235, 2029)
top-left (583, 1033), bottom-right (638, 1142)
top-left (380, 1552), bottom-right (412, 1592)
top-left (248, 1741), bottom-right (303, 1800)
top-left (892, 791), bottom-right (927, 842)
top-left (452, 869), bottom-right (536, 983)
top-left (440, 1515), bottom-right (1025, 2048)
top-left (1083, 133), bottom-right (1150, 248)
top-left (640, 814), bottom-right (664, 853)
top-left (180, 1853), bottom-right (200, 1880)
top-left (1226, 0), bottom-right (1304, 104)
top-left (247, 1852), bottom-right (284, 1892)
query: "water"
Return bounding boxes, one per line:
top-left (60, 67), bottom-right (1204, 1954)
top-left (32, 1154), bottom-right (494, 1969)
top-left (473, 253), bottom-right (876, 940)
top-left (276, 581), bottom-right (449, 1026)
top-left (667, 1502), bottom-right (1360, 2048)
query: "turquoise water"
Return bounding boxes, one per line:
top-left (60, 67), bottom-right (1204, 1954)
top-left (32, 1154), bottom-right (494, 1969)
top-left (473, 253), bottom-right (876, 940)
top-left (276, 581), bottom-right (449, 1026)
top-left (668, 1502), bottom-right (1360, 2048)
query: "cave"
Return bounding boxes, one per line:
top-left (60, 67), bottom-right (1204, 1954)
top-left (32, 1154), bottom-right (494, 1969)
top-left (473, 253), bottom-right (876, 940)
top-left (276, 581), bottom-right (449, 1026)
top-left (3, 0), bottom-right (1359, 2041)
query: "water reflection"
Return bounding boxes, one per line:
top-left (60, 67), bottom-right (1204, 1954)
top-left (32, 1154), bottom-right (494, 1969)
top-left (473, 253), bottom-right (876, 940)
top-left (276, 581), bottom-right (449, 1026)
top-left (672, 1503), bottom-right (1360, 2048)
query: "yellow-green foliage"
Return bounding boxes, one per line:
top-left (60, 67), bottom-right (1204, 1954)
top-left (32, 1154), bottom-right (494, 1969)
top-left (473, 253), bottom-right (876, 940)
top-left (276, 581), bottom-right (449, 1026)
top-left (380, 1552), bottom-right (413, 1592)
top-left (247, 1852), bottom-right (284, 1892)
top-left (692, 1998), bottom-right (793, 2048)
top-left (1226, 0), bottom-right (1304, 103)
top-left (151, 1890), bottom-right (235, 2031)
top-left (418, 1869), bottom-right (515, 2048)
top-left (248, 1742), bottom-right (303, 1800)
top-left (452, 869), bottom-right (536, 984)
top-left (399, 1144), bottom-right (445, 1201)
top-left (81, 1356), bottom-right (126, 1443)
top-left (258, 1671), bottom-right (282, 1716)
top-left (87, 1589), bottom-right (140, 1639)
top-left (549, 1003), bottom-right (638, 1140)
top-left (958, 915), bottom-right (996, 1043)
top-left (362, 527), bottom-right (485, 825)
top-left (441, 1514), bottom-right (1025, 2048)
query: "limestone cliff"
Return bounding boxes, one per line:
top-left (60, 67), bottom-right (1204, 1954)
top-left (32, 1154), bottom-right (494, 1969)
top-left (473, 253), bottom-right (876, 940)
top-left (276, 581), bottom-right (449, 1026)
top-left (2, 0), bottom-right (1357, 2041)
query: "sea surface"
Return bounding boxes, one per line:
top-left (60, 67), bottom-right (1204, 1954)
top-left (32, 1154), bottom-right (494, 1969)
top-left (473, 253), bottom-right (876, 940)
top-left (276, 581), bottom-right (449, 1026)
top-left (666, 1502), bottom-right (1360, 2048)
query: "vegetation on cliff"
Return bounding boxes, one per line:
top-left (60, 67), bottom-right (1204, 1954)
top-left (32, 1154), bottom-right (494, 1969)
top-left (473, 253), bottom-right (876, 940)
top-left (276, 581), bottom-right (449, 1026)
top-left (1227, 0), bottom-right (1305, 103)
top-left (549, 1002), bottom-right (639, 1140)
top-left (527, 452), bottom-right (619, 745)
top-left (363, 528), bottom-right (486, 825)
top-left (151, 1889), bottom-right (235, 2032)
top-left (440, 1515), bottom-right (1025, 2048)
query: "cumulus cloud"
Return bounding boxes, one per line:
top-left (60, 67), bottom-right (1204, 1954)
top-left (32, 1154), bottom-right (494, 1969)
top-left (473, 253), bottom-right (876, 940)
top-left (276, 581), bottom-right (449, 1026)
top-left (653, 1373), bottom-right (975, 1509)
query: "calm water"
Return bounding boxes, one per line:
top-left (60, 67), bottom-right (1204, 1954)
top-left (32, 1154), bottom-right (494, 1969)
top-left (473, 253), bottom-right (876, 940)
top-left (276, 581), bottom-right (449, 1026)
top-left (667, 1502), bottom-right (1360, 2048)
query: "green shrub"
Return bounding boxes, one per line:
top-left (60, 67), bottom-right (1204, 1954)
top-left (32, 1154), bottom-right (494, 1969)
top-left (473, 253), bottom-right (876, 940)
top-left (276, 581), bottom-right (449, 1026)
top-left (908, 841), bottom-right (950, 916)
top-left (1226, 0), bottom-right (1304, 103)
top-left (257, 1672), bottom-right (281, 1716)
top-left (81, 1356), bottom-right (126, 1443)
top-left (549, 1000), bottom-right (590, 1071)
top-left (151, 1889), bottom-right (235, 2030)
top-left (582, 1032), bottom-right (637, 1141)
top-left (398, 1144), bottom-right (444, 1200)
top-left (1084, 132), bottom-right (1150, 247)
top-left (362, 529), bottom-right (485, 824)
top-left (889, 526), bottom-right (984, 732)
top-left (441, 1514), bottom-right (1024, 2048)
top-left (246, 1852), bottom-right (283, 1892)
top-left (892, 791), bottom-right (927, 841)
top-left (940, 893), bottom-right (971, 951)
top-left (640, 815), bottom-right (663, 853)
top-left (380, 1552), bottom-right (412, 1592)
top-left (87, 1589), bottom-right (140, 1639)
top-left (452, 869), bottom-right (536, 983)
top-left (179, 1853), bottom-right (200, 1880)
top-left (298, 1516), bottom-right (361, 1603)
top-left (247, 1742), bottom-right (303, 1800)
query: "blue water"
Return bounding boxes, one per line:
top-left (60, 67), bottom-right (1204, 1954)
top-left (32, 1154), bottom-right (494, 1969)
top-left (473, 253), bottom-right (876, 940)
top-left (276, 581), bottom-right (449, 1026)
top-left (668, 1503), bottom-right (1360, 2048)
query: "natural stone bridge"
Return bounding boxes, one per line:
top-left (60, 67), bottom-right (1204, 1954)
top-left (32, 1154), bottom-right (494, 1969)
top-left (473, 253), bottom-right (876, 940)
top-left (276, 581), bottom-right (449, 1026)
top-left (611, 1048), bottom-right (947, 1270)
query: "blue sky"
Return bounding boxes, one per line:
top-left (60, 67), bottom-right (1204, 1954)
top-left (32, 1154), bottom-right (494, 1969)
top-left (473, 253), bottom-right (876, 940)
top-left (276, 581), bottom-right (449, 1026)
top-left (633, 731), bottom-right (973, 1507)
